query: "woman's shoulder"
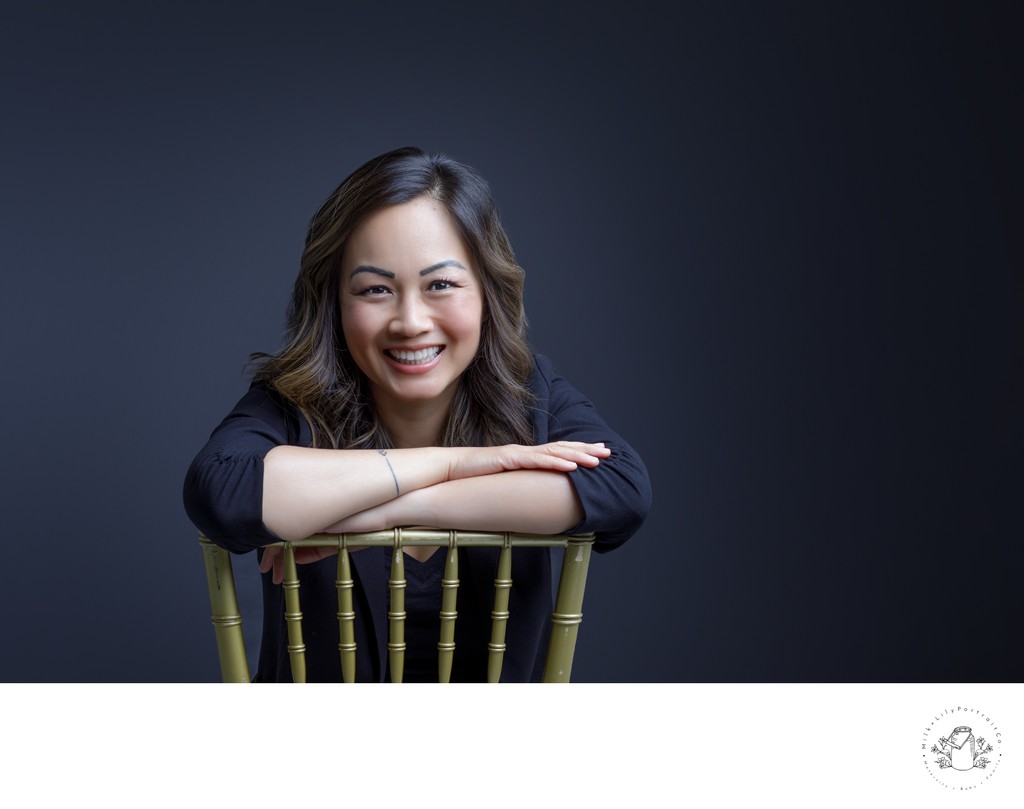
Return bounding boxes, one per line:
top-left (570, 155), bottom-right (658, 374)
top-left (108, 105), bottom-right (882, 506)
top-left (235, 377), bottom-right (291, 410)
top-left (527, 352), bottom-right (591, 408)
top-left (215, 378), bottom-right (310, 447)
top-left (527, 351), bottom-right (565, 391)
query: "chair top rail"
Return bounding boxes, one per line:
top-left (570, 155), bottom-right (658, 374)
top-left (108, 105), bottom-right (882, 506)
top-left (199, 529), bottom-right (595, 550)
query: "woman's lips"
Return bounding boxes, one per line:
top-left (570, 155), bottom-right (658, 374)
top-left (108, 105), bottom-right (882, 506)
top-left (383, 345), bottom-right (444, 373)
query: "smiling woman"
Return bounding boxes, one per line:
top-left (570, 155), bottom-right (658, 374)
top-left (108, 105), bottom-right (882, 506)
top-left (183, 147), bottom-right (651, 682)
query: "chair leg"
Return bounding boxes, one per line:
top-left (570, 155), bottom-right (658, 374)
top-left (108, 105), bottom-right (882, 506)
top-left (200, 538), bottom-right (250, 683)
top-left (542, 536), bottom-right (594, 682)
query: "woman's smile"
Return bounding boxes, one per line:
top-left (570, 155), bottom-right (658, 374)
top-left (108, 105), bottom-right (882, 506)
top-left (385, 344), bottom-right (444, 366)
top-left (382, 346), bottom-right (446, 376)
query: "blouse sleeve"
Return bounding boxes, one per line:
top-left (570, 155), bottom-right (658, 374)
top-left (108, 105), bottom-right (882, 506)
top-left (182, 381), bottom-right (299, 554)
top-left (530, 354), bottom-right (652, 552)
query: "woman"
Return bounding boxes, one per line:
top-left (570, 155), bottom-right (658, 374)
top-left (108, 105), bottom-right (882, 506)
top-left (183, 146), bottom-right (651, 681)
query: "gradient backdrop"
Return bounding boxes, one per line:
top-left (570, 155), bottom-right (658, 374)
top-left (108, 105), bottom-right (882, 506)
top-left (1, 2), bottom-right (1019, 682)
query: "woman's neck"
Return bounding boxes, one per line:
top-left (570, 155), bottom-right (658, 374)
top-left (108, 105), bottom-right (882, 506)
top-left (376, 395), bottom-right (453, 449)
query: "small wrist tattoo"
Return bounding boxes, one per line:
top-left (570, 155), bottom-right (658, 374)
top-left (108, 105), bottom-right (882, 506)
top-left (379, 449), bottom-right (400, 496)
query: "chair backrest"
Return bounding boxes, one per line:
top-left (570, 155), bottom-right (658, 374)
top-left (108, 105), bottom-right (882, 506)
top-left (199, 528), bottom-right (595, 683)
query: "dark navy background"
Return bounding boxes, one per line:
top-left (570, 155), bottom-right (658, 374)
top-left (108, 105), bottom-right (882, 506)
top-left (1, 2), bottom-right (1019, 682)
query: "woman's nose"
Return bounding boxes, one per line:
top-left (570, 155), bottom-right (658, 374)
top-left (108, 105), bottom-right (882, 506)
top-left (390, 295), bottom-right (432, 336)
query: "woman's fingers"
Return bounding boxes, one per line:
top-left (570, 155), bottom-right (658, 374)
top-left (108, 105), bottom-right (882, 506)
top-left (498, 442), bottom-right (611, 472)
top-left (259, 545), bottom-right (340, 585)
top-left (548, 441), bottom-right (611, 467)
top-left (258, 547), bottom-right (279, 574)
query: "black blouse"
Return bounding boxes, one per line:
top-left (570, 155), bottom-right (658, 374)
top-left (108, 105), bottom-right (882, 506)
top-left (183, 353), bottom-right (651, 681)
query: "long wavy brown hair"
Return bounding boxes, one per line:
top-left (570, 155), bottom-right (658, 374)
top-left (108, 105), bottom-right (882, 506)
top-left (250, 146), bottom-right (535, 449)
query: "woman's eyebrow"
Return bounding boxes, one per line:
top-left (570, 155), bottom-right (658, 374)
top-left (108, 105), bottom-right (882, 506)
top-left (419, 259), bottom-right (467, 276)
top-left (350, 265), bottom-right (395, 279)
top-left (349, 260), bottom-right (467, 280)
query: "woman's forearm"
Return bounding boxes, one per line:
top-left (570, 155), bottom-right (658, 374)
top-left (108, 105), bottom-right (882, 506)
top-left (326, 470), bottom-right (585, 536)
top-left (412, 470), bottom-right (585, 533)
top-left (262, 443), bottom-right (605, 541)
top-left (261, 445), bottom-right (453, 541)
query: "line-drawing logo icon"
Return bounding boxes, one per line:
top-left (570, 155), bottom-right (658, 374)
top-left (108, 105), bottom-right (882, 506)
top-left (921, 707), bottom-right (1003, 790)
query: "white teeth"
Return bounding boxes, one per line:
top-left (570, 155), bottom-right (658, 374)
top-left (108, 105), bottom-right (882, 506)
top-left (385, 346), bottom-right (442, 364)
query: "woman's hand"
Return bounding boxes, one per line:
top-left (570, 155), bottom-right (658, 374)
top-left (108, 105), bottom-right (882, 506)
top-left (446, 441), bottom-right (610, 481)
top-left (258, 545), bottom-right (340, 586)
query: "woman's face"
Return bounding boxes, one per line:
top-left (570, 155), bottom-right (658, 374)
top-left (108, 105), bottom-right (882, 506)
top-left (339, 195), bottom-right (484, 416)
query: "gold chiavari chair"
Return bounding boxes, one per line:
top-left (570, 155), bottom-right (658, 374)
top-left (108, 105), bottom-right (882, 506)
top-left (199, 528), bottom-right (595, 683)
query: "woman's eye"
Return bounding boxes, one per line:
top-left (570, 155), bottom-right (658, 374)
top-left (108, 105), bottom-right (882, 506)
top-left (357, 285), bottom-right (391, 296)
top-left (427, 278), bottom-right (457, 291)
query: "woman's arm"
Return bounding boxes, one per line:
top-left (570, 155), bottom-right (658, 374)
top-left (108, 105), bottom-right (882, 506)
top-left (262, 443), bottom-right (607, 541)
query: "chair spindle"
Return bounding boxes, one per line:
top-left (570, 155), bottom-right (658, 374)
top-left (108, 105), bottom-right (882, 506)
top-left (388, 531), bottom-right (407, 683)
top-left (282, 543), bottom-right (307, 683)
top-left (437, 535), bottom-right (459, 683)
top-left (336, 538), bottom-right (356, 683)
top-left (486, 538), bottom-right (513, 683)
